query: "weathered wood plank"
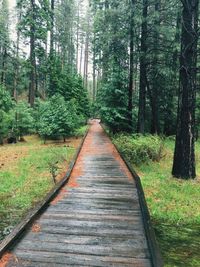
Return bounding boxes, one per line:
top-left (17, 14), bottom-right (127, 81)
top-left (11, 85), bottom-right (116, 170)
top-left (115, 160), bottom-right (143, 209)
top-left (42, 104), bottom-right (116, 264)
top-left (0, 121), bottom-right (160, 267)
top-left (35, 218), bottom-right (143, 230)
top-left (14, 240), bottom-right (150, 258)
top-left (42, 212), bottom-right (141, 221)
top-left (32, 225), bottom-right (145, 237)
top-left (22, 233), bottom-right (147, 245)
top-left (13, 250), bottom-right (151, 267)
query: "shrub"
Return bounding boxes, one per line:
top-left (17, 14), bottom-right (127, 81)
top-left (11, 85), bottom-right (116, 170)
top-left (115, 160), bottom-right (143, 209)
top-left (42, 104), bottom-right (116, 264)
top-left (0, 86), bottom-right (14, 144)
top-left (37, 94), bottom-right (80, 142)
top-left (12, 101), bottom-right (35, 141)
top-left (112, 133), bottom-right (163, 165)
top-left (0, 110), bottom-right (13, 144)
top-left (0, 86), bottom-right (13, 112)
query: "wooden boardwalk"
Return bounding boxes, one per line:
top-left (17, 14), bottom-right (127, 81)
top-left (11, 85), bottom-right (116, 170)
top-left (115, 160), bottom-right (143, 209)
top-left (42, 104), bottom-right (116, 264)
top-left (0, 121), bottom-right (162, 267)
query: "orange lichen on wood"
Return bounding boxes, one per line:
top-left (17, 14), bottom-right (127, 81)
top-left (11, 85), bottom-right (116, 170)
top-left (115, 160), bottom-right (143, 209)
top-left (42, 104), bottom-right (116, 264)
top-left (68, 164), bottom-right (83, 188)
top-left (0, 253), bottom-right (17, 267)
top-left (50, 188), bottom-right (68, 205)
top-left (31, 223), bottom-right (41, 233)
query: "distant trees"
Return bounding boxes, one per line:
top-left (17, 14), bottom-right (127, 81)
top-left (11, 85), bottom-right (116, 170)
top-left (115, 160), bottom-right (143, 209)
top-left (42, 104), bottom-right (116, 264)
top-left (0, 0), bottom-right (10, 85)
top-left (90, 0), bottom-right (200, 179)
top-left (91, 0), bottom-right (129, 132)
top-left (0, 0), bottom-right (90, 145)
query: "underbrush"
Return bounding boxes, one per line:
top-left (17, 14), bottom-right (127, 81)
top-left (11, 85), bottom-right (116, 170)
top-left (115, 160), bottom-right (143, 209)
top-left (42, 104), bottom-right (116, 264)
top-left (113, 135), bottom-right (200, 267)
top-left (112, 133), bottom-right (163, 165)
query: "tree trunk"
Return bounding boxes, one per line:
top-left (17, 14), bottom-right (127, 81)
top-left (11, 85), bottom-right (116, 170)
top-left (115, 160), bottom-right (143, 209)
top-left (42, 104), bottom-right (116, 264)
top-left (150, 0), bottom-right (161, 134)
top-left (84, 15), bottom-right (89, 89)
top-left (13, 28), bottom-right (20, 101)
top-left (172, 0), bottom-right (199, 179)
top-left (29, 0), bottom-right (36, 107)
top-left (128, 0), bottom-right (134, 130)
top-left (1, 47), bottom-right (7, 85)
top-left (163, 10), bottom-right (181, 136)
top-left (50, 0), bottom-right (54, 58)
top-left (49, 0), bottom-right (55, 94)
top-left (92, 35), bottom-right (96, 102)
top-left (76, 2), bottom-right (80, 70)
top-left (137, 0), bottom-right (148, 134)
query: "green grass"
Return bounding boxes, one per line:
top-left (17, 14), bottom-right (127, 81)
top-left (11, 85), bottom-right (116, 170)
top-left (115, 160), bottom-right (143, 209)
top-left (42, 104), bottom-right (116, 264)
top-left (113, 136), bottom-right (200, 267)
top-left (74, 125), bottom-right (88, 137)
top-left (0, 134), bottom-right (83, 241)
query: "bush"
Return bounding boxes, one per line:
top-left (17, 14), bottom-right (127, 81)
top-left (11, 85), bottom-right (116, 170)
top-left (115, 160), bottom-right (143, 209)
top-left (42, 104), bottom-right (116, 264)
top-left (112, 133), bottom-right (163, 165)
top-left (11, 101), bottom-right (35, 141)
top-left (0, 86), bottom-right (14, 144)
top-left (37, 94), bottom-right (81, 142)
top-left (0, 110), bottom-right (13, 144)
top-left (0, 86), bottom-right (13, 112)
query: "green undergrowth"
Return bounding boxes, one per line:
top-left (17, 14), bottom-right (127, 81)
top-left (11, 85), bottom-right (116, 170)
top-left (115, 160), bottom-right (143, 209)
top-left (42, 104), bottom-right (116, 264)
top-left (112, 133), bottom-right (163, 165)
top-left (74, 125), bottom-right (88, 137)
top-left (112, 135), bottom-right (200, 267)
top-left (0, 128), bottom-right (87, 241)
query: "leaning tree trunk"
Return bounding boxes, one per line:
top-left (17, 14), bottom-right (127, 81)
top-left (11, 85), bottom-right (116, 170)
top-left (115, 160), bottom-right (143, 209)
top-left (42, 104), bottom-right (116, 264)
top-left (172, 0), bottom-right (199, 179)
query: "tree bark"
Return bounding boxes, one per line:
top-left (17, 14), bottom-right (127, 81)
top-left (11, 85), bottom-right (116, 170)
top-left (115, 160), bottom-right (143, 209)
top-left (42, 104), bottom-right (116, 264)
top-left (150, 0), bottom-right (161, 134)
top-left (128, 0), bottom-right (134, 130)
top-left (137, 0), bottom-right (148, 134)
top-left (79, 40), bottom-right (83, 74)
top-left (172, 0), bottom-right (199, 179)
top-left (1, 47), bottom-right (7, 85)
top-left (76, 2), bottom-right (80, 70)
top-left (49, 0), bottom-right (55, 94)
top-left (92, 33), bottom-right (96, 102)
top-left (84, 14), bottom-right (89, 89)
top-left (14, 25), bottom-right (20, 101)
top-left (29, 0), bottom-right (36, 107)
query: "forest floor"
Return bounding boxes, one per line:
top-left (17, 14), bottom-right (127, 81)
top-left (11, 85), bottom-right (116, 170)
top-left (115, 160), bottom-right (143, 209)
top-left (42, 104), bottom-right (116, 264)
top-left (0, 126), bottom-right (87, 242)
top-left (134, 139), bottom-right (200, 267)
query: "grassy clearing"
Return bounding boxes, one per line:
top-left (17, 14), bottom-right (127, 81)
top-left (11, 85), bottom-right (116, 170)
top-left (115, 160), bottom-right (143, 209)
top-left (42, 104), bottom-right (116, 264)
top-left (113, 136), bottom-right (200, 267)
top-left (0, 130), bottom-right (86, 241)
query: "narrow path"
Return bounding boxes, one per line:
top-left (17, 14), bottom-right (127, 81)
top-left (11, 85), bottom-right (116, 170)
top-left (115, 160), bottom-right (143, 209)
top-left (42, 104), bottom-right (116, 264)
top-left (2, 121), bottom-right (152, 267)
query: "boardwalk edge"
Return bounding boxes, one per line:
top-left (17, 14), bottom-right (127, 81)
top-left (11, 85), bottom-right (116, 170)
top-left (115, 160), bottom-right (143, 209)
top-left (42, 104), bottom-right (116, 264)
top-left (101, 124), bottom-right (164, 267)
top-left (0, 126), bottom-right (90, 258)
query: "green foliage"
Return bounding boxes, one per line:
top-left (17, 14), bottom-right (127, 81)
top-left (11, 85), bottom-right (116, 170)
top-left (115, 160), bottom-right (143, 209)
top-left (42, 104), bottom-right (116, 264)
top-left (92, 1), bottom-right (131, 132)
top-left (0, 85), bottom-right (13, 112)
top-left (12, 101), bottom-right (35, 140)
top-left (112, 133), bottom-right (163, 165)
top-left (0, 110), bottom-right (12, 144)
top-left (37, 94), bottom-right (81, 141)
top-left (74, 125), bottom-right (88, 137)
top-left (48, 60), bottom-right (91, 119)
top-left (0, 86), bottom-right (13, 144)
